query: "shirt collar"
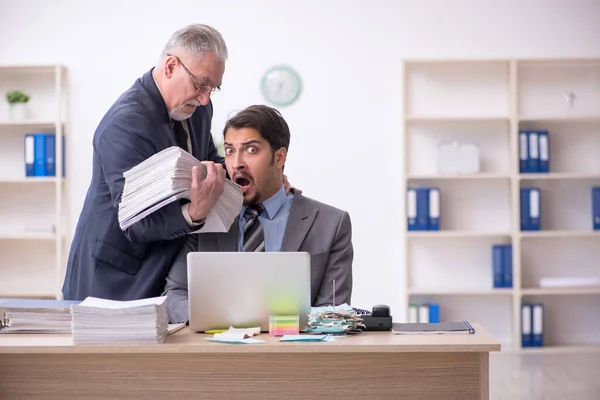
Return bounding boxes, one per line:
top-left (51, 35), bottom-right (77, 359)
top-left (152, 71), bottom-right (173, 127)
top-left (241, 184), bottom-right (287, 220)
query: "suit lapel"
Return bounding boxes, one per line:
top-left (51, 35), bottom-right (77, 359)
top-left (282, 194), bottom-right (318, 252)
top-left (216, 218), bottom-right (240, 251)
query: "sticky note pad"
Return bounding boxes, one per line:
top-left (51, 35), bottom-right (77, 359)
top-left (269, 315), bottom-right (299, 337)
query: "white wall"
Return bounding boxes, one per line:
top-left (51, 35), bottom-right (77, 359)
top-left (0, 0), bottom-right (599, 318)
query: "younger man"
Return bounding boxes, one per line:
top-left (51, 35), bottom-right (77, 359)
top-left (163, 105), bottom-right (353, 323)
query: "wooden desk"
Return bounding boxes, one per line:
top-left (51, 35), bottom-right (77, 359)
top-left (0, 324), bottom-right (500, 400)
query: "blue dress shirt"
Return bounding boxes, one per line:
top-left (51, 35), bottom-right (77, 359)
top-left (237, 185), bottom-right (294, 252)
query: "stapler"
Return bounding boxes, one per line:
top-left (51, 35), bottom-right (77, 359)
top-left (359, 304), bottom-right (392, 331)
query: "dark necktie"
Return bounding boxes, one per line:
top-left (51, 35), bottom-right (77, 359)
top-left (243, 203), bottom-right (265, 252)
top-left (173, 120), bottom-right (188, 151)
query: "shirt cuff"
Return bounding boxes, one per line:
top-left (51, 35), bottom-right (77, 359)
top-left (181, 203), bottom-right (204, 228)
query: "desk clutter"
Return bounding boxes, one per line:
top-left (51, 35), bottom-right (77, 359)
top-left (0, 298), bottom-right (78, 333)
top-left (71, 296), bottom-right (169, 345)
top-left (0, 296), bottom-right (169, 344)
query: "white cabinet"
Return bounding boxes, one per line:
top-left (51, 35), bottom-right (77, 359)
top-left (0, 65), bottom-right (68, 299)
top-left (403, 58), bottom-right (600, 352)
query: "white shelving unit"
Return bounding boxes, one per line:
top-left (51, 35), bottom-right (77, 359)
top-left (0, 65), bottom-right (68, 300)
top-left (403, 58), bottom-right (600, 352)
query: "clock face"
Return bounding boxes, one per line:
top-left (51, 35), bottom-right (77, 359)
top-left (260, 66), bottom-right (302, 106)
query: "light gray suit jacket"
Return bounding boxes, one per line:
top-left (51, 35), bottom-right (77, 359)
top-left (162, 192), bottom-right (353, 323)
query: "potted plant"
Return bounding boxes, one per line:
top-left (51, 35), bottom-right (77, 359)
top-left (5, 90), bottom-right (31, 120)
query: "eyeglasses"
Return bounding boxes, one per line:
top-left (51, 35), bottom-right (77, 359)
top-left (167, 53), bottom-right (221, 94)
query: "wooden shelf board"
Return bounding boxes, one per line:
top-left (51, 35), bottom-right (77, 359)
top-left (409, 288), bottom-right (513, 296)
top-left (408, 173), bottom-right (510, 180)
top-left (521, 287), bottom-right (600, 296)
top-left (519, 173), bottom-right (600, 180)
top-left (519, 230), bottom-right (600, 238)
top-left (408, 231), bottom-right (511, 238)
top-left (406, 116), bottom-right (509, 122)
top-left (519, 116), bottom-right (600, 123)
top-left (0, 232), bottom-right (56, 240)
top-left (518, 345), bottom-right (600, 354)
top-left (0, 177), bottom-right (64, 184)
top-left (0, 121), bottom-right (64, 128)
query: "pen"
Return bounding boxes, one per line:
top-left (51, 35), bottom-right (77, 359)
top-left (205, 329), bottom-right (227, 334)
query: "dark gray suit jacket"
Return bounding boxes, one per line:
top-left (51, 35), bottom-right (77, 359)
top-left (62, 69), bottom-right (223, 301)
top-left (162, 193), bottom-right (354, 323)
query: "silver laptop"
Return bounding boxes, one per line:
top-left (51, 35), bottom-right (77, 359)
top-left (187, 252), bottom-right (311, 333)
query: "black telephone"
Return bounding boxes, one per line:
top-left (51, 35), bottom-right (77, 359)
top-left (357, 304), bottom-right (392, 331)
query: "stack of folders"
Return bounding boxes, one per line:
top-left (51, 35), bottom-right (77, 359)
top-left (0, 298), bottom-right (79, 334)
top-left (520, 187), bottom-right (541, 231)
top-left (71, 296), bottom-right (168, 344)
top-left (408, 303), bottom-right (440, 323)
top-left (392, 321), bottom-right (475, 335)
top-left (24, 133), bottom-right (66, 177)
top-left (406, 187), bottom-right (441, 231)
top-left (492, 244), bottom-right (513, 288)
top-left (118, 146), bottom-right (243, 232)
top-left (521, 303), bottom-right (544, 347)
top-left (519, 129), bottom-right (550, 173)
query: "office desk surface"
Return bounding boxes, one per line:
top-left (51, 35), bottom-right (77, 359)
top-left (0, 324), bottom-right (500, 400)
top-left (0, 323), bottom-right (500, 353)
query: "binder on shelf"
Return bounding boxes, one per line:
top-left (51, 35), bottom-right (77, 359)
top-left (408, 303), bottom-right (418, 323)
top-left (416, 188), bottom-right (429, 230)
top-left (531, 303), bottom-right (544, 347)
top-left (24, 134), bottom-right (34, 176)
top-left (45, 134), bottom-right (56, 177)
top-left (428, 187), bottom-right (440, 230)
top-left (503, 244), bottom-right (513, 288)
top-left (520, 188), bottom-right (530, 230)
top-left (520, 187), bottom-right (541, 231)
top-left (428, 303), bottom-right (440, 323)
top-left (492, 244), bottom-right (513, 288)
top-left (519, 130), bottom-right (529, 173)
top-left (407, 188), bottom-right (417, 231)
top-left (33, 133), bottom-right (46, 177)
top-left (418, 304), bottom-right (429, 323)
top-left (538, 130), bottom-right (549, 173)
top-left (521, 303), bottom-right (532, 347)
top-left (492, 244), bottom-right (504, 288)
top-left (528, 131), bottom-right (540, 173)
top-left (592, 187), bottom-right (600, 230)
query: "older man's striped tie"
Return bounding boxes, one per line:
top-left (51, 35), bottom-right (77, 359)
top-left (243, 203), bottom-right (265, 252)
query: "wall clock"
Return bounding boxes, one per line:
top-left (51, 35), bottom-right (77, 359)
top-left (260, 65), bottom-right (302, 106)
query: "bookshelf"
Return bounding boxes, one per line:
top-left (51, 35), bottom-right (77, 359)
top-left (403, 58), bottom-right (600, 352)
top-left (0, 65), bottom-right (68, 300)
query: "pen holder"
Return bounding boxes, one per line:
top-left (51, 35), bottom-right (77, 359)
top-left (268, 315), bottom-right (299, 337)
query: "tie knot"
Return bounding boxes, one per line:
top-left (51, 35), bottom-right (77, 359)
top-left (244, 203), bottom-right (264, 221)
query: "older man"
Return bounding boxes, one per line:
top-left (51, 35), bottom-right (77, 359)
top-left (62, 24), bottom-right (229, 301)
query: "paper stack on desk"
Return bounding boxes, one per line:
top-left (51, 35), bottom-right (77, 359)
top-left (118, 146), bottom-right (243, 233)
top-left (0, 298), bottom-right (80, 334)
top-left (70, 296), bottom-right (169, 344)
top-left (304, 303), bottom-right (365, 335)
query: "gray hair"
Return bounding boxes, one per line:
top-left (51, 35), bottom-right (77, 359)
top-left (160, 24), bottom-right (228, 62)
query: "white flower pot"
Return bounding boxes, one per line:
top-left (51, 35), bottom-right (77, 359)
top-left (9, 103), bottom-right (28, 121)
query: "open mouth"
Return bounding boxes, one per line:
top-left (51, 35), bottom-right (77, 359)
top-left (235, 177), bottom-right (251, 188)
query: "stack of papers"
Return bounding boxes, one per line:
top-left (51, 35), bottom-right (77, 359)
top-left (118, 146), bottom-right (243, 233)
top-left (304, 303), bottom-right (365, 335)
top-left (70, 296), bottom-right (169, 344)
top-left (207, 327), bottom-right (264, 344)
top-left (0, 298), bottom-right (79, 334)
